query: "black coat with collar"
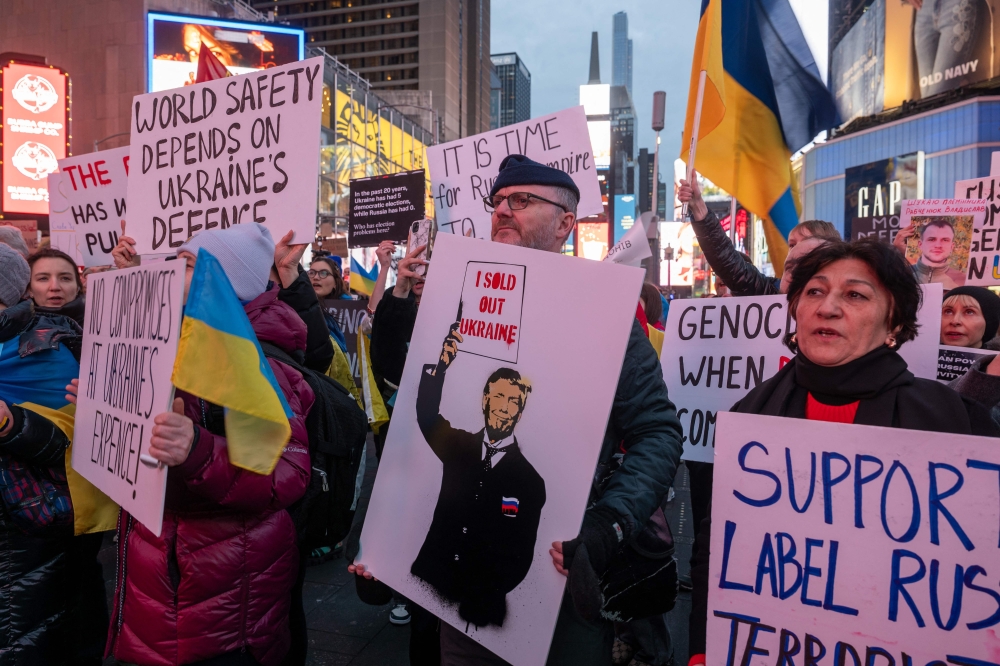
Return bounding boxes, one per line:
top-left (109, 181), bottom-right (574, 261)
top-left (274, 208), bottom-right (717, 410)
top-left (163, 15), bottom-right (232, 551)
top-left (413, 363), bottom-right (546, 627)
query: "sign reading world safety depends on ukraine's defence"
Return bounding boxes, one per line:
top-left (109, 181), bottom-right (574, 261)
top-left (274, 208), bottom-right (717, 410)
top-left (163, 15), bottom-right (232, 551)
top-left (126, 57), bottom-right (323, 254)
top-left (707, 412), bottom-right (1000, 665)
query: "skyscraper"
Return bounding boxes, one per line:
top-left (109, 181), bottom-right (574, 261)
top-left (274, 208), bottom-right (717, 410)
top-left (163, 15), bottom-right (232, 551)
top-left (491, 52), bottom-right (531, 127)
top-left (612, 11), bottom-right (632, 94)
top-left (254, 0), bottom-right (492, 141)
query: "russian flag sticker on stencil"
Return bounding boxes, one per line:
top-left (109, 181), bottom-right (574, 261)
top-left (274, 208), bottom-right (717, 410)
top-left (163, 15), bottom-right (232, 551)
top-left (501, 497), bottom-right (519, 517)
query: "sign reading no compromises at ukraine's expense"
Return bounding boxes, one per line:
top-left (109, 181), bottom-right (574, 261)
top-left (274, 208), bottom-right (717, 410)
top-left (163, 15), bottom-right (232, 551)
top-left (126, 57), bottom-right (323, 254)
top-left (708, 412), bottom-right (1000, 664)
top-left (71, 264), bottom-right (185, 536)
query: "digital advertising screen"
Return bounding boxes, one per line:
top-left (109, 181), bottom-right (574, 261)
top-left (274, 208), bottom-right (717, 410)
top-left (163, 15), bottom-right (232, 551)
top-left (147, 12), bottom-right (305, 92)
top-left (1, 61), bottom-right (69, 216)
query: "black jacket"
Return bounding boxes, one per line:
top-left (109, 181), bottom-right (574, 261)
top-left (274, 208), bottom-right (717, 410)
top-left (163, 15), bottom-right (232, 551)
top-left (277, 268), bottom-right (335, 373)
top-left (370, 291), bottom-right (418, 388)
top-left (692, 210), bottom-right (780, 296)
top-left (413, 363), bottom-right (545, 627)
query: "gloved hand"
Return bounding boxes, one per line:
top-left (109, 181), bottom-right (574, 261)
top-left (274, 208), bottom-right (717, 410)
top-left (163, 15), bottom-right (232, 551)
top-left (561, 506), bottom-right (627, 622)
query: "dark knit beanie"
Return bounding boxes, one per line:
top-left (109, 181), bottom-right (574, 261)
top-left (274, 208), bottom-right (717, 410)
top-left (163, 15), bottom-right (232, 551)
top-left (489, 154), bottom-right (580, 200)
top-left (945, 285), bottom-right (1000, 343)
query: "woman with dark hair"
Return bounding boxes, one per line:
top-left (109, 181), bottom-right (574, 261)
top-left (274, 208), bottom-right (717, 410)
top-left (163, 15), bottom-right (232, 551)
top-left (686, 238), bottom-right (999, 666)
top-left (310, 256), bottom-right (350, 301)
top-left (27, 248), bottom-right (84, 326)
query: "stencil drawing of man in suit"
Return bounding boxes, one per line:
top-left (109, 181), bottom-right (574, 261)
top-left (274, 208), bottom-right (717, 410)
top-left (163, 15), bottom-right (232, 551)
top-left (413, 321), bottom-right (546, 628)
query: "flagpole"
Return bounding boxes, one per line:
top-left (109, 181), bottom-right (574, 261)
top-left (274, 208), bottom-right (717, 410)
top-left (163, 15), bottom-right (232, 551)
top-left (683, 70), bottom-right (708, 219)
top-left (729, 195), bottom-right (737, 245)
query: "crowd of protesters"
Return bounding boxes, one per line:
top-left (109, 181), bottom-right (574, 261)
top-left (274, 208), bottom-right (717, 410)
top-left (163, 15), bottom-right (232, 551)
top-left (0, 151), bottom-right (996, 666)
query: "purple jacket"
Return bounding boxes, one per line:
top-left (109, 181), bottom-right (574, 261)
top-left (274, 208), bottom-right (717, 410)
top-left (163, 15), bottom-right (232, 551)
top-left (106, 286), bottom-right (315, 666)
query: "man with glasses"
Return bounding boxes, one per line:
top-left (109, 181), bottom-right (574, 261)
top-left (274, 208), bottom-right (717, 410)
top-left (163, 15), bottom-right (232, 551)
top-left (436, 154), bottom-right (684, 666)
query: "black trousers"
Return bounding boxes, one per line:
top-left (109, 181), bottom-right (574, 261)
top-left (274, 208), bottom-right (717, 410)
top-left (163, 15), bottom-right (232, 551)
top-left (68, 531), bottom-right (110, 665)
top-left (284, 547), bottom-right (309, 666)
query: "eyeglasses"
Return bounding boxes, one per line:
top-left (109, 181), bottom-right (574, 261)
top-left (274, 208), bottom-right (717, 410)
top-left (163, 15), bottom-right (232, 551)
top-left (483, 192), bottom-right (569, 213)
top-left (308, 269), bottom-right (336, 279)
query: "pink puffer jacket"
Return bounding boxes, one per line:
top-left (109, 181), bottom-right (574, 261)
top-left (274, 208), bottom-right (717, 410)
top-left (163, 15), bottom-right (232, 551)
top-left (106, 287), bottom-right (315, 666)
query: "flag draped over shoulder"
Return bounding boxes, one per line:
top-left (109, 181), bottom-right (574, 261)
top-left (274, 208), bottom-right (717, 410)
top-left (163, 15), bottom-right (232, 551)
top-left (172, 249), bottom-right (293, 475)
top-left (682, 0), bottom-right (840, 271)
top-left (349, 256), bottom-right (378, 297)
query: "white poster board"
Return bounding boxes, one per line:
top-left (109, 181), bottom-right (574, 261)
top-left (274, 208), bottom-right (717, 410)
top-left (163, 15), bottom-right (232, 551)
top-left (71, 263), bottom-right (185, 536)
top-left (358, 233), bottom-right (643, 665)
top-left (126, 57), bottom-right (324, 254)
top-left (49, 146), bottom-right (130, 267)
top-left (427, 106), bottom-right (602, 239)
top-left (708, 411), bottom-right (1000, 664)
top-left (662, 286), bottom-right (942, 463)
top-left (46, 172), bottom-right (83, 265)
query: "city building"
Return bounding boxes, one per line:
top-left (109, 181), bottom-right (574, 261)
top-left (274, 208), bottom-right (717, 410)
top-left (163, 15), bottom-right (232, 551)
top-left (256, 0), bottom-right (492, 141)
top-left (610, 85), bottom-right (636, 197)
top-left (489, 64), bottom-right (502, 129)
top-left (0, 0), bottom-right (435, 243)
top-left (638, 147), bottom-right (654, 214)
top-left (611, 11), bottom-right (632, 95)
top-left (490, 52), bottom-right (530, 127)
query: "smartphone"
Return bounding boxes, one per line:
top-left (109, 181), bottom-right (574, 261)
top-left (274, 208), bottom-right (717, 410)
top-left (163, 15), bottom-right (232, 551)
top-left (407, 218), bottom-right (435, 277)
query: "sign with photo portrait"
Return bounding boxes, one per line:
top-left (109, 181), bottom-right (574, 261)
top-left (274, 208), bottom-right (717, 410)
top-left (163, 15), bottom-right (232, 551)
top-left (898, 199), bottom-right (986, 289)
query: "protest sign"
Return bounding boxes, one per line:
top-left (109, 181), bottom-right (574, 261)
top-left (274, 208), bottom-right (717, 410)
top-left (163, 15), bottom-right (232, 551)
top-left (49, 146), bottom-right (129, 267)
top-left (46, 172), bottom-right (83, 264)
top-left (937, 345), bottom-right (998, 382)
top-left (662, 286), bottom-right (942, 463)
top-left (126, 57), bottom-right (323, 254)
top-left (322, 298), bottom-right (366, 387)
top-left (707, 411), bottom-right (1000, 664)
top-left (348, 170), bottom-right (425, 247)
top-left (71, 263), bottom-right (184, 536)
top-left (902, 198), bottom-right (989, 287)
top-left (426, 106), bottom-right (602, 239)
top-left (457, 261), bottom-right (526, 363)
top-left (359, 233), bottom-right (642, 666)
top-left (605, 215), bottom-right (652, 267)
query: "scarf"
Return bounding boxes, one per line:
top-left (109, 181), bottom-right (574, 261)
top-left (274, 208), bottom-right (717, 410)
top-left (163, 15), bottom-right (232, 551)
top-left (734, 345), bottom-right (992, 435)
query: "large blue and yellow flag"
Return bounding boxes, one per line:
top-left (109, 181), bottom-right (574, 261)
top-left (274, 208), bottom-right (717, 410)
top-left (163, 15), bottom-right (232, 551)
top-left (172, 249), bottom-right (293, 475)
top-left (682, 0), bottom-right (840, 271)
top-left (349, 256), bottom-right (378, 297)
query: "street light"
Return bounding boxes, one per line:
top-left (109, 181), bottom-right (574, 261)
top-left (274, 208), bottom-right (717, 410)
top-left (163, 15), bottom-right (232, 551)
top-left (93, 132), bottom-right (130, 153)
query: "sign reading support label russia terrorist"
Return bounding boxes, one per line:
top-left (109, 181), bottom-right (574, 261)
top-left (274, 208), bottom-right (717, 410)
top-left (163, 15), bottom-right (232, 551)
top-left (707, 412), bottom-right (1000, 665)
top-left (71, 263), bottom-right (185, 536)
top-left (126, 57), bottom-right (324, 254)
top-left (348, 169), bottom-right (425, 247)
top-left (426, 106), bottom-right (602, 239)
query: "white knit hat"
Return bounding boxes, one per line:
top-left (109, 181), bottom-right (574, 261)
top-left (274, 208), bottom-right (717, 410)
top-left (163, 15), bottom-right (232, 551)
top-left (180, 224), bottom-right (275, 302)
top-left (0, 243), bottom-right (29, 307)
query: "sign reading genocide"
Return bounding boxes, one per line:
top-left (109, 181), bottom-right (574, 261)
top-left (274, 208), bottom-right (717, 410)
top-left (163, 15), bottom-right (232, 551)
top-left (322, 299), bottom-right (367, 388)
top-left (126, 57), bottom-right (324, 254)
top-left (49, 146), bottom-right (130, 267)
top-left (662, 288), bottom-right (943, 463)
top-left (707, 411), bottom-right (1000, 664)
top-left (426, 106), bottom-right (602, 239)
top-left (71, 263), bottom-right (185, 536)
top-left (348, 169), bottom-right (425, 248)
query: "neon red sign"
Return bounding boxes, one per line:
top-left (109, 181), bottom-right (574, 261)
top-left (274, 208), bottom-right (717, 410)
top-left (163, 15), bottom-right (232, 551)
top-left (1, 62), bottom-right (70, 215)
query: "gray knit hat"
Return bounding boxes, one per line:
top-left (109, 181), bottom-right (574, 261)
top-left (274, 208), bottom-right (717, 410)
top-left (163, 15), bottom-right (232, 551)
top-left (180, 224), bottom-right (275, 302)
top-left (0, 243), bottom-right (29, 307)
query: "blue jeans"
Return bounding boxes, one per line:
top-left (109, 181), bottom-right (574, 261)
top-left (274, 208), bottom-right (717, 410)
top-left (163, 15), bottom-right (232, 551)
top-left (914, 0), bottom-right (992, 97)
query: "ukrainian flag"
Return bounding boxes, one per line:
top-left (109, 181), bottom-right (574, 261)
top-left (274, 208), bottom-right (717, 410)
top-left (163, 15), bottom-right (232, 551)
top-left (682, 0), bottom-right (839, 270)
top-left (349, 256), bottom-right (378, 297)
top-left (172, 249), bottom-right (293, 475)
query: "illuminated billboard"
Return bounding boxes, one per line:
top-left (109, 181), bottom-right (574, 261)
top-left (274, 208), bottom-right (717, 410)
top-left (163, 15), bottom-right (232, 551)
top-left (588, 120), bottom-right (610, 169)
top-left (830, 0), bottom-right (998, 122)
top-left (1, 62), bottom-right (69, 215)
top-left (147, 12), bottom-right (305, 92)
top-left (579, 84), bottom-right (610, 116)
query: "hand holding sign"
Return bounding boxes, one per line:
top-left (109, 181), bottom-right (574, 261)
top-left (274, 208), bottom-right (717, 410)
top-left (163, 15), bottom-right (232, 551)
top-left (148, 398), bottom-right (195, 467)
top-left (274, 230), bottom-right (307, 289)
top-left (112, 220), bottom-right (139, 269)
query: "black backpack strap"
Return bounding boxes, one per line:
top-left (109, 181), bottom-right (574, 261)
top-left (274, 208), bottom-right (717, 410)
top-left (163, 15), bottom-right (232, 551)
top-left (260, 340), bottom-right (353, 398)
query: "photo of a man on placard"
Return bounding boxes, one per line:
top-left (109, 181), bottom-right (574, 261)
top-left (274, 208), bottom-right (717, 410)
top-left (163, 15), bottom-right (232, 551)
top-left (896, 216), bottom-right (970, 289)
top-left (412, 322), bottom-right (546, 629)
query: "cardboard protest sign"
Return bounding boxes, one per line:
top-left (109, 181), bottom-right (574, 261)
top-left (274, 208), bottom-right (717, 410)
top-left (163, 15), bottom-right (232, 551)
top-left (937, 345), bottom-right (998, 382)
top-left (71, 263), bottom-right (184, 536)
top-left (605, 216), bottom-right (652, 267)
top-left (707, 411), bottom-right (1000, 664)
top-left (457, 262), bottom-right (526, 364)
top-left (427, 106), bottom-right (602, 239)
top-left (46, 172), bottom-right (83, 265)
top-left (126, 57), bottom-right (323, 254)
top-left (358, 233), bottom-right (643, 666)
top-left (48, 146), bottom-right (129, 267)
top-left (899, 199), bottom-right (987, 288)
top-left (662, 286), bottom-right (942, 463)
top-left (348, 170), bottom-right (425, 247)
top-left (322, 299), bottom-right (366, 388)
